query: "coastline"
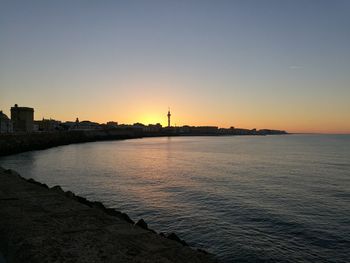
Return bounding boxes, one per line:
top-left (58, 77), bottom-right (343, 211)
top-left (0, 129), bottom-right (143, 157)
top-left (0, 131), bottom-right (287, 262)
top-left (0, 166), bottom-right (217, 263)
top-left (0, 129), bottom-right (287, 157)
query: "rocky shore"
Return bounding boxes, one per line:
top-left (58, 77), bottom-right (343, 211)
top-left (0, 167), bottom-right (217, 263)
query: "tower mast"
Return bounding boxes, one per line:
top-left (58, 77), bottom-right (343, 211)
top-left (167, 108), bottom-right (171, 128)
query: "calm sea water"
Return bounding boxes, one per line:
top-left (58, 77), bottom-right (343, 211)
top-left (1, 135), bottom-right (349, 262)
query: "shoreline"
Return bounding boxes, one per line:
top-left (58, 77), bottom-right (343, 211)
top-left (0, 129), bottom-right (287, 157)
top-left (0, 130), bottom-right (287, 262)
top-left (0, 166), bottom-right (217, 263)
top-left (0, 129), bottom-right (143, 157)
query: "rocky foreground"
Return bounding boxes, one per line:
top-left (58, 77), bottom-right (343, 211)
top-left (0, 167), bottom-right (217, 263)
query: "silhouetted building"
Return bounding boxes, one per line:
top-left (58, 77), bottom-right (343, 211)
top-left (179, 125), bottom-right (191, 134)
top-left (73, 120), bottom-right (101, 130)
top-left (177, 125), bottom-right (218, 135)
top-left (144, 123), bottom-right (162, 133)
top-left (35, 118), bottom-right (61, 131)
top-left (106, 121), bottom-right (118, 128)
top-left (133, 122), bottom-right (145, 128)
top-left (0, 111), bottom-right (13, 133)
top-left (11, 104), bottom-right (34, 133)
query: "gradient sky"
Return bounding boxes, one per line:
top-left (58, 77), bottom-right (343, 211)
top-left (1, 0), bottom-right (349, 133)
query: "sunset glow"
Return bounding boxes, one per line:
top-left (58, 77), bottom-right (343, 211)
top-left (1, 1), bottom-right (349, 134)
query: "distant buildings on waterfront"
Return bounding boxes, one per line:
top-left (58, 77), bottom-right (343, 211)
top-left (0, 104), bottom-right (287, 135)
top-left (0, 104), bottom-right (34, 133)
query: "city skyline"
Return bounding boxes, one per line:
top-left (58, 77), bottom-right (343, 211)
top-left (1, 1), bottom-right (350, 134)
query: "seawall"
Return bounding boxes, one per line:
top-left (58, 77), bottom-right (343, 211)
top-left (0, 128), bottom-right (288, 157)
top-left (0, 167), bottom-right (217, 263)
top-left (0, 129), bottom-right (143, 156)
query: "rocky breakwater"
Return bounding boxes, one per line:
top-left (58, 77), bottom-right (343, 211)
top-left (0, 167), bottom-right (217, 263)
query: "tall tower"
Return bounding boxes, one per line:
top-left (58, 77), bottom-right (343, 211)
top-left (11, 104), bottom-right (34, 133)
top-left (167, 108), bottom-right (171, 128)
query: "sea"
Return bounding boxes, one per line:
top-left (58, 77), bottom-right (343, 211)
top-left (0, 134), bottom-right (349, 263)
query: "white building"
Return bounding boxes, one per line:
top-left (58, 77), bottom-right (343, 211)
top-left (0, 111), bottom-right (13, 133)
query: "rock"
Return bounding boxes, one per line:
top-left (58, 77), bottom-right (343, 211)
top-left (64, 191), bottom-right (75, 198)
top-left (149, 228), bottom-right (157, 234)
top-left (74, 195), bottom-right (93, 207)
top-left (4, 169), bottom-right (20, 177)
top-left (51, 185), bottom-right (64, 192)
top-left (120, 213), bottom-right (135, 224)
top-left (92, 201), bottom-right (106, 210)
top-left (197, 248), bottom-right (209, 255)
top-left (166, 233), bottom-right (188, 246)
top-left (105, 208), bottom-right (122, 217)
top-left (27, 178), bottom-right (49, 188)
top-left (104, 208), bottom-right (135, 224)
top-left (0, 167), bottom-right (218, 263)
top-left (135, 219), bottom-right (148, 230)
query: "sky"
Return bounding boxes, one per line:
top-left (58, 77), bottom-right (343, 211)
top-left (0, 0), bottom-right (349, 133)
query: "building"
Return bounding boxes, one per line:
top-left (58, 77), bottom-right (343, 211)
top-left (178, 125), bottom-right (218, 135)
top-left (11, 104), bottom-right (34, 133)
top-left (106, 121), bottom-right (118, 128)
top-left (35, 118), bottom-right (61, 131)
top-left (69, 119), bottom-right (101, 130)
top-left (143, 123), bottom-right (162, 133)
top-left (0, 111), bottom-right (13, 133)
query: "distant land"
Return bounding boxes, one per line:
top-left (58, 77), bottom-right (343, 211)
top-left (0, 104), bottom-right (287, 156)
top-left (0, 104), bottom-right (287, 136)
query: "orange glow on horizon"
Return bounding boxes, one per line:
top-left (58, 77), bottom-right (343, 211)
top-left (2, 81), bottom-right (349, 135)
top-left (15, 105), bottom-right (346, 135)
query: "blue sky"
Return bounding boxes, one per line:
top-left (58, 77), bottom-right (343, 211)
top-left (1, 0), bottom-right (349, 132)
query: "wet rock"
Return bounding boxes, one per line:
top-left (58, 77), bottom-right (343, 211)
top-left (104, 208), bottom-right (135, 224)
top-left (166, 233), bottom-right (188, 246)
top-left (120, 212), bottom-right (135, 224)
top-left (135, 219), bottom-right (148, 230)
top-left (135, 219), bottom-right (157, 234)
top-left (74, 195), bottom-right (93, 207)
top-left (27, 178), bottom-right (49, 188)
